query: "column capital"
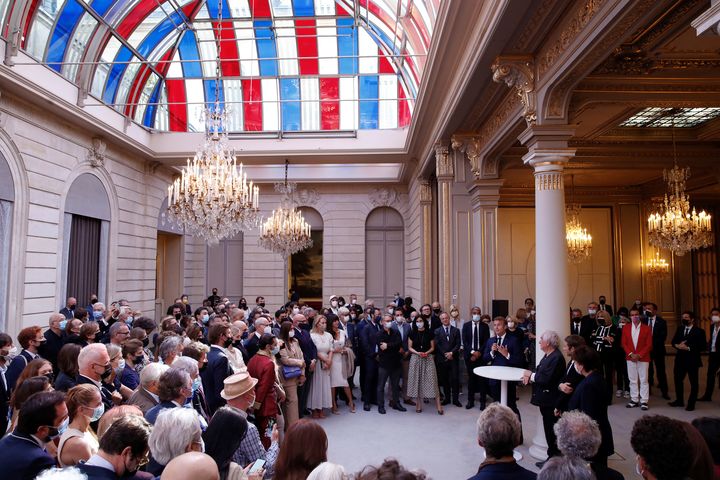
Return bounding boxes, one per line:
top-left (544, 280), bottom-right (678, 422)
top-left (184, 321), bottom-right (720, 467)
top-left (419, 179), bottom-right (433, 205)
top-left (435, 144), bottom-right (454, 180)
top-left (519, 124), bottom-right (576, 169)
top-left (469, 179), bottom-right (504, 208)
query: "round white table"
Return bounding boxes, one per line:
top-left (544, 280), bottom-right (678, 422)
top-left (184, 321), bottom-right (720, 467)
top-left (473, 365), bottom-right (527, 461)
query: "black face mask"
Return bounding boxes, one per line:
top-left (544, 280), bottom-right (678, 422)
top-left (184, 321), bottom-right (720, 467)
top-left (241, 331), bottom-right (249, 340)
top-left (223, 338), bottom-right (233, 348)
top-left (134, 355), bottom-right (144, 365)
top-left (421, 313), bottom-right (429, 319)
top-left (174, 313), bottom-right (182, 320)
top-left (90, 298), bottom-right (98, 305)
top-left (433, 308), bottom-right (441, 315)
top-left (681, 319), bottom-right (691, 326)
top-left (100, 365), bottom-right (113, 380)
top-left (142, 337), bottom-right (149, 348)
top-left (44, 372), bottom-right (54, 384)
top-left (240, 302), bottom-right (247, 307)
top-left (258, 303), bottom-right (266, 308)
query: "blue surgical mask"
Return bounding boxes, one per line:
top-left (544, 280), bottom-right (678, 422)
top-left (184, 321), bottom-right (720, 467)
top-left (93, 311), bottom-right (103, 320)
top-left (59, 320), bottom-right (68, 330)
top-left (87, 404), bottom-right (105, 422)
top-left (125, 316), bottom-right (133, 325)
top-left (202, 314), bottom-right (209, 324)
top-left (46, 417), bottom-right (69, 441)
top-left (117, 359), bottom-right (126, 371)
top-left (271, 345), bottom-right (281, 355)
top-left (192, 377), bottom-right (202, 393)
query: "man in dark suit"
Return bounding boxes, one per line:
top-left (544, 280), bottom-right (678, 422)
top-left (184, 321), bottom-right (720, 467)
top-left (574, 305), bottom-right (596, 345)
top-left (0, 390), bottom-right (66, 480)
top-left (245, 317), bottom-right (269, 361)
top-left (360, 311), bottom-right (381, 410)
top-left (392, 308), bottom-right (414, 405)
top-left (669, 310), bottom-right (706, 411)
top-left (463, 307), bottom-right (490, 410)
top-left (6, 326), bottom-right (45, 394)
top-left (700, 307), bottom-right (720, 401)
top-left (59, 296), bottom-right (77, 320)
top-left (77, 415), bottom-right (151, 480)
top-left (435, 311), bottom-right (461, 407)
top-left (201, 324), bottom-right (234, 415)
top-left (598, 295), bottom-right (613, 316)
top-left (292, 313), bottom-right (317, 418)
top-left (523, 331), bottom-right (566, 465)
top-left (40, 313), bottom-right (65, 374)
top-left (644, 302), bottom-right (669, 399)
top-left (76, 343), bottom-right (116, 416)
top-left (483, 316), bottom-right (522, 416)
top-left (421, 303), bottom-right (442, 332)
top-left (376, 314), bottom-right (405, 414)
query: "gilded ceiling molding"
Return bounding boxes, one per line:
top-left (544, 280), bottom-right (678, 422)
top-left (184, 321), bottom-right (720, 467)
top-left (369, 187), bottom-right (399, 208)
top-left (491, 55), bottom-right (537, 125)
top-left (86, 137), bottom-right (107, 168)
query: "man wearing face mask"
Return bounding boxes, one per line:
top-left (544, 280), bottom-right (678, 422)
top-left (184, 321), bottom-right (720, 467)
top-left (6, 326), bottom-right (46, 395)
top-left (699, 307), bottom-right (720, 402)
top-left (207, 289), bottom-right (221, 308)
top-left (0, 390), bottom-right (68, 479)
top-left (41, 313), bottom-right (66, 375)
top-left (434, 312), bottom-right (461, 407)
top-left (392, 308), bottom-right (413, 405)
top-left (0, 332), bottom-right (14, 435)
top-left (255, 296), bottom-right (266, 311)
top-left (76, 415), bottom-right (152, 480)
top-left (570, 308), bottom-right (593, 346)
top-left (669, 311), bottom-right (706, 411)
top-left (462, 307), bottom-right (490, 410)
top-left (597, 295), bottom-right (613, 316)
top-left (376, 314), bottom-right (405, 414)
top-left (359, 308), bottom-right (381, 410)
top-left (643, 302), bottom-right (669, 400)
top-left (329, 295), bottom-right (340, 316)
top-left (621, 308), bottom-right (652, 410)
top-left (201, 325), bottom-right (234, 415)
top-left (77, 343), bottom-right (116, 416)
top-left (430, 302), bottom-right (443, 330)
top-left (60, 297), bottom-right (78, 320)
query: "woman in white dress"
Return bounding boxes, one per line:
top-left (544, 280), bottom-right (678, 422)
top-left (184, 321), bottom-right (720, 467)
top-left (308, 316), bottom-right (333, 418)
top-left (328, 316), bottom-right (355, 414)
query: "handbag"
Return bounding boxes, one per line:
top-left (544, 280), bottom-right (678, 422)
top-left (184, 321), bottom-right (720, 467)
top-left (282, 365), bottom-right (303, 379)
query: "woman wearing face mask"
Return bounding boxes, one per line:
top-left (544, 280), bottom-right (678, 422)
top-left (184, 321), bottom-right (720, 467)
top-left (407, 317), bottom-right (443, 414)
top-left (118, 339), bottom-right (145, 391)
top-left (327, 315), bottom-right (355, 414)
top-left (225, 324), bottom-right (248, 374)
top-left (279, 322), bottom-right (306, 429)
top-left (105, 344), bottom-right (133, 403)
top-left (58, 384), bottom-right (102, 467)
top-left (307, 316), bottom-right (334, 419)
top-left (247, 334), bottom-right (282, 449)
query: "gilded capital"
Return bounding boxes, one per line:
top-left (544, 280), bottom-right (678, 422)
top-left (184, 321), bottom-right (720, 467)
top-left (534, 170), bottom-right (564, 191)
top-left (419, 180), bottom-right (433, 204)
top-left (435, 144), bottom-right (454, 180)
top-left (491, 55), bottom-right (536, 125)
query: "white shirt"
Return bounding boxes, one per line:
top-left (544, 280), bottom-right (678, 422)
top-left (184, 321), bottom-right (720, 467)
top-left (631, 322), bottom-right (641, 350)
top-left (84, 454), bottom-right (116, 473)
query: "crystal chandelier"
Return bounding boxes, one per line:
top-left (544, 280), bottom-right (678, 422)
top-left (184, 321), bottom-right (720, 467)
top-left (258, 160), bottom-right (313, 258)
top-left (565, 176), bottom-right (592, 263)
top-left (647, 122), bottom-right (712, 256)
top-left (166, 1), bottom-right (259, 245)
top-left (645, 249), bottom-right (670, 276)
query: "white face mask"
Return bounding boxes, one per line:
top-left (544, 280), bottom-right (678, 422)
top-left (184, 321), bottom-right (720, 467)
top-left (415, 321), bottom-right (424, 329)
top-left (472, 314), bottom-right (481, 322)
top-left (289, 330), bottom-right (295, 338)
top-left (292, 307), bottom-right (300, 314)
top-left (395, 316), bottom-right (404, 324)
top-left (331, 301), bottom-right (338, 307)
top-left (588, 308), bottom-right (597, 315)
top-left (712, 315), bottom-right (720, 323)
top-left (384, 321), bottom-right (393, 329)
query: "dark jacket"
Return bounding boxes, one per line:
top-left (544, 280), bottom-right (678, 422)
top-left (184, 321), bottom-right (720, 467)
top-left (200, 345), bottom-right (233, 415)
top-left (467, 461), bottom-right (537, 480)
top-left (555, 359), bottom-right (584, 412)
top-left (672, 325), bottom-right (706, 369)
top-left (145, 401), bottom-right (179, 425)
top-left (434, 325), bottom-right (461, 362)
top-left (293, 327), bottom-right (317, 367)
top-left (40, 329), bottom-right (64, 373)
top-left (645, 315), bottom-right (667, 356)
top-left (462, 321), bottom-right (490, 361)
top-left (5, 350), bottom-right (38, 393)
top-left (482, 334), bottom-right (522, 367)
top-left (376, 328), bottom-right (402, 369)
top-left (360, 321), bottom-right (381, 359)
top-left (76, 374), bottom-right (115, 412)
top-left (568, 371), bottom-right (614, 458)
top-left (0, 431), bottom-right (56, 480)
top-left (54, 371), bottom-right (78, 392)
top-left (572, 317), bottom-right (595, 345)
top-left (530, 348), bottom-right (566, 408)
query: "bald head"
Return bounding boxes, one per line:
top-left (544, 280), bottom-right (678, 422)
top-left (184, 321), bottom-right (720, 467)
top-left (161, 452), bottom-right (219, 480)
top-left (292, 313), bottom-right (306, 327)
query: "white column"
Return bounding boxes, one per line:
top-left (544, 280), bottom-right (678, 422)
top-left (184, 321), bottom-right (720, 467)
top-left (470, 179), bottom-right (504, 315)
top-left (519, 126), bottom-right (575, 460)
top-left (436, 144), bottom-right (454, 309)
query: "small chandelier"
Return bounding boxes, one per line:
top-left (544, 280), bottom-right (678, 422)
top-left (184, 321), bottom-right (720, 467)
top-left (166, 3), bottom-right (259, 245)
top-left (258, 160), bottom-right (313, 258)
top-left (645, 249), bottom-right (670, 276)
top-left (647, 120), bottom-right (712, 256)
top-left (565, 176), bottom-right (592, 263)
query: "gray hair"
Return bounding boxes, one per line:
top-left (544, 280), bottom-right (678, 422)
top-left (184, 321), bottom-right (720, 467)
top-left (36, 467), bottom-right (89, 480)
top-left (172, 356), bottom-right (199, 377)
top-left (538, 456), bottom-right (595, 480)
top-left (307, 462), bottom-right (346, 480)
top-left (140, 362), bottom-right (169, 388)
top-left (540, 330), bottom-right (560, 349)
top-left (476, 404), bottom-right (522, 458)
top-left (78, 343), bottom-right (108, 370)
top-left (158, 336), bottom-right (183, 362)
top-left (554, 411), bottom-right (601, 459)
top-left (93, 302), bottom-right (106, 311)
top-left (105, 343), bottom-right (122, 362)
top-left (149, 408), bottom-right (202, 465)
top-left (109, 321), bottom-right (128, 337)
top-left (338, 307), bottom-right (350, 316)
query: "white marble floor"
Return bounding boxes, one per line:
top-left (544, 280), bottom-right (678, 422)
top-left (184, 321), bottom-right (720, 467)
top-left (316, 375), bottom-right (719, 479)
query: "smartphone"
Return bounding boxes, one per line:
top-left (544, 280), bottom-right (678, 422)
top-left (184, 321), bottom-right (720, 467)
top-left (248, 459), bottom-right (266, 474)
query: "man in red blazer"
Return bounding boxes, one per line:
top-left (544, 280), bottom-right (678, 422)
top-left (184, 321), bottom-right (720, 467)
top-left (622, 307), bottom-right (653, 410)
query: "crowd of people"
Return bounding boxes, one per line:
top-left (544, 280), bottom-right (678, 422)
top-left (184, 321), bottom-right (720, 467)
top-left (0, 290), bottom-right (718, 479)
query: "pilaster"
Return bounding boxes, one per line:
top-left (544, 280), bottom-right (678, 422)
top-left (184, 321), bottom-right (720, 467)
top-left (436, 144), bottom-right (454, 309)
top-left (419, 179), bottom-right (433, 305)
top-left (469, 179), bottom-right (504, 315)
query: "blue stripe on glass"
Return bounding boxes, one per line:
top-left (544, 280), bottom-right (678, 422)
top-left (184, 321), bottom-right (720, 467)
top-left (46, 0), bottom-right (85, 71)
top-left (89, 0), bottom-right (114, 16)
top-left (103, 46), bottom-right (133, 104)
top-left (204, 79), bottom-right (225, 131)
top-left (280, 78), bottom-right (301, 131)
top-left (369, 24), bottom-right (399, 56)
top-left (358, 75), bottom-right (378, 129)
top-left (336, 18), bottom-right (357, 75)
top-left (206, 0), bottom-right (231, 20)
top-left (136, 13), bottom-right (183, 58)
top-left (254, 20), bottom-right (278, 76)
top-left (292, 0), bottom-right (314, 17)
top-left (143, 79), bottom-right (162, 127)
top-left (178, 32), bottom-right (202, 78)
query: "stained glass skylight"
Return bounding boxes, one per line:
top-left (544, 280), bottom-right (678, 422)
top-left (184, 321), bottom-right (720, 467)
top-left (9, 0), bottom-right (439, 133)
top-left (620, 107), bottom-right (720, 128)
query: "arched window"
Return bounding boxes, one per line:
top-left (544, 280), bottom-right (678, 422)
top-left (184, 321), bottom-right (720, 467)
top-left (156, 198), bottom-right (185, 318)
top-left (289, 207), bottom-right (323, 305)
top-left (366, 207), bottom-right (404, 306)
top-left (0, 153), bottom-right (14, 330)
top-left (63, 173), bottom-right (111, 306)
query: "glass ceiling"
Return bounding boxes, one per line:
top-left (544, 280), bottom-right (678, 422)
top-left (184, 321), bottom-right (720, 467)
top-left (8, 0), bottom-right (439, 133)
top-left (620, 107), bottom-right (720, 128)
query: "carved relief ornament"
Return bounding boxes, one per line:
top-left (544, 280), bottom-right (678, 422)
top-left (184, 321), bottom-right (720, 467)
top-left (435, 144), bottom-right (454, 179)
top-left (369, 187), bottom-right (399, 207)
top-left (535, 171), bottom-right (564, 191)
top-left (419, 180), bottom-right (433, 204)
top-left (491, 55), bottom-right (536, 125)
top-left (87, 137), bottom-right (106, 168)
top-left (451, 136), bottom-right (482, 177)
top-left (295, 188), bottom-right (320, 206)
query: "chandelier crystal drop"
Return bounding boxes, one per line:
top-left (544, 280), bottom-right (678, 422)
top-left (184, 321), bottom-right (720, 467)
top-left (647, 120), bottom-right (712, 256)
top-left (258, 160), bottom-right (313, 258)
top-left (645, 249), bottom-right (670, 276)
top-left (166, 1), bottom-right (259, 245)
top-left (566, 204), bottom-right (592, 264)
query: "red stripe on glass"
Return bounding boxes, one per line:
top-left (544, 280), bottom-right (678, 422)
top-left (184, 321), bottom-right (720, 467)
top-left (213, 20), bottom-right (240, 76)
top-left (242, 78), bottom-right (262, 131)
top-left (319, 77), bottom-right (339, 130)
top-left (166, 79), bottom-right (187, 131)
top-left (295, 19), bottom-right (318, 75)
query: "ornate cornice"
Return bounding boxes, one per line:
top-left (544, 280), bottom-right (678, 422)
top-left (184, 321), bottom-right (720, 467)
top-left (491, 55), bottom-right (537, 125)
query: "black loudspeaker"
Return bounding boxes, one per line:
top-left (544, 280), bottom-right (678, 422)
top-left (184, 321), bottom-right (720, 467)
top-left (492, 300), bottom-right (509, 319)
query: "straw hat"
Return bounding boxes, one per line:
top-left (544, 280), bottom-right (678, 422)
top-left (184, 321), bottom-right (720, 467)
top-left (220, 372), bottom-right (258, 400)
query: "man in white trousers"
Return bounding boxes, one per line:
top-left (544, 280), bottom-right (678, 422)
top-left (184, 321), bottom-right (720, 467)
top-left (621, 307), bottom-right (653, 410)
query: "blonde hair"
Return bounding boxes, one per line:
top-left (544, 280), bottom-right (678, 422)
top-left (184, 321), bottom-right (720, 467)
top-left (65, 384), bottom-right (101, 420)
top-left (312, 315), bottom-right (328, 334)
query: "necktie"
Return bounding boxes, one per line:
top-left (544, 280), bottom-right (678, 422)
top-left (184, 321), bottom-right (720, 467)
top-left (398, 326), bottom-right (403, 341)
top-left (651, 319), bottom-right (655, 333)
top-left (473, 325), bottom-right (479, 351)
top-left (685, 327), bottom-right (690, 337)
top-left (497, 336), bottom-right (502, 346)
top-left (445, 326), bottom-right (449, 336)
top-left (574, 322), bottom-right (579, 334)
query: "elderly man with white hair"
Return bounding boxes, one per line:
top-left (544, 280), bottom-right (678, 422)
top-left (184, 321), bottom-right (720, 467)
top-left (41, 313), bottom-right (66, 371)
top-left (76, 343), bottom-right (115, 412)
top-left (128, 362), bottom-right (169, 414)
top-left (158, 335), bottom-right (184, 365)
top-left (521, 330), bottom-right (566, 467)
top-left (147, 408), bottom-right (203, 476)
top-left (173, 356), bottom-right (210, 425)
top-left (537, 456), bottom-right (594, 480)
